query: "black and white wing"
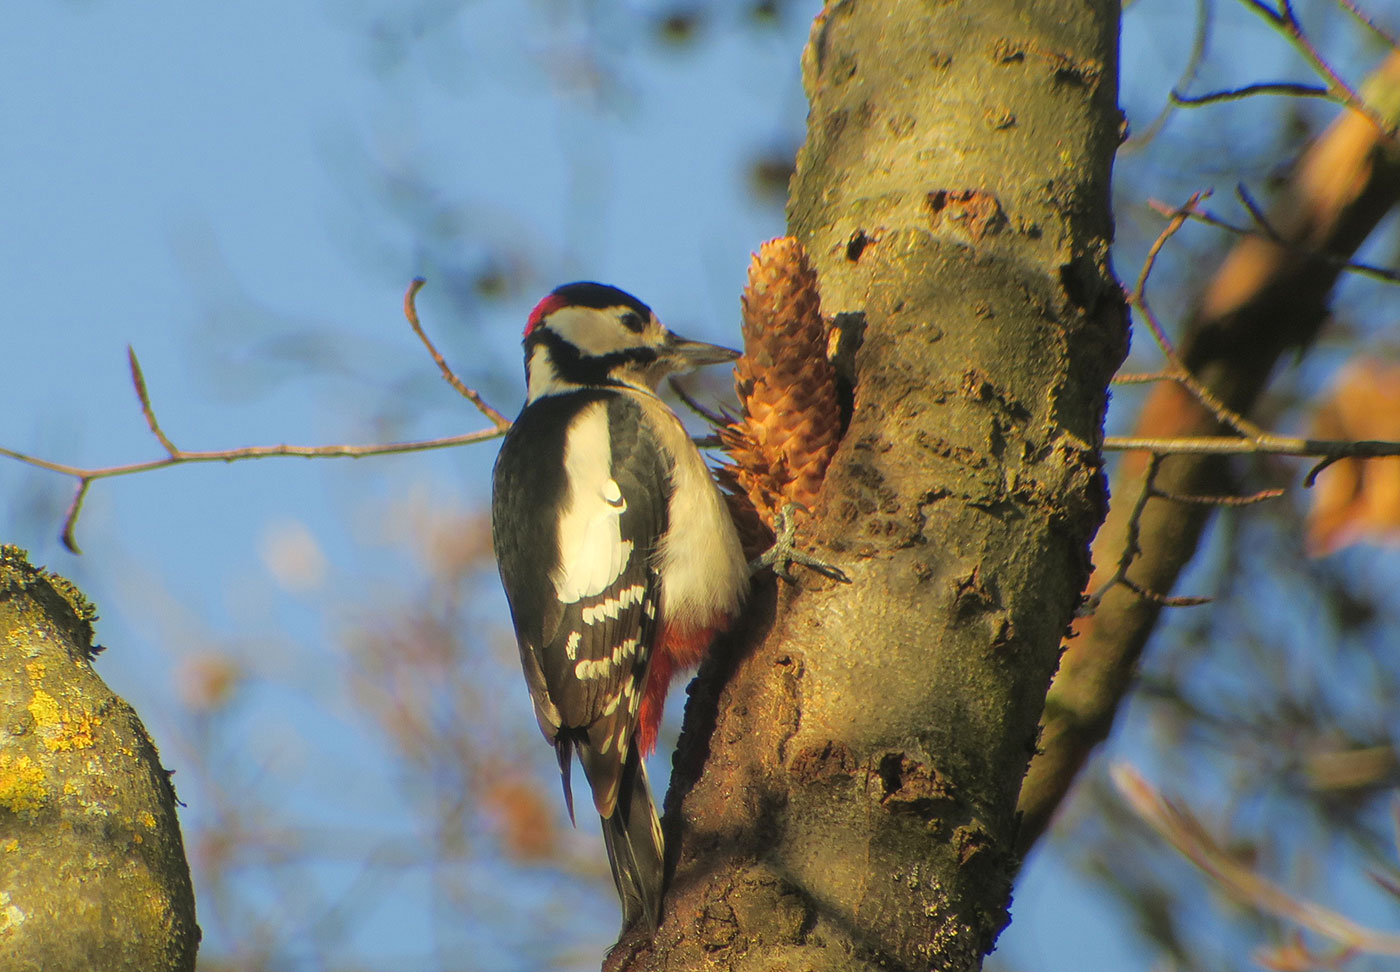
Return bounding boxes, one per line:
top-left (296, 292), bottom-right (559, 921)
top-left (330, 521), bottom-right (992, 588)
top-left (491, 391), bottom-right (671, 818)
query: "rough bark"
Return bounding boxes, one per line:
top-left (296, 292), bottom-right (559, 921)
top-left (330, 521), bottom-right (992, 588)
top-left (0, 546), bottom-right (199, 972)
top-left (628, 3), bottom-right (1127, 970)
top-left (1017, 52), bottom-right (1400, 854)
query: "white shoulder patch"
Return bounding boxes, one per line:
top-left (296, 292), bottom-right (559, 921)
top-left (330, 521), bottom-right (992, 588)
top-left (552, 402), bottom-right (633, 603)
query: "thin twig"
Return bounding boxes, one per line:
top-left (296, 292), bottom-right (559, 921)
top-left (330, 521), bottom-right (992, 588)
top-left (128, 347), bottom-right (179, 456)
top-left (1234, 182), bottom-right (1284, 243)
top-left (1120, 576), bottom-right (1215, 607)
top-left (1150, 486), bottom-right (1286, 506)
top-left (6, 278), bottom-right (517, 551)
top-left (1, 428), bottom-right (505, 553)
top-left (61, 480), bottom-right (92, 555)
top-left (1113, 764), bottom-right (1400, 957)
top-left (1082, 456), bottom-right (1213, 611)
top-left (403, 278), bottom-right (511, 431)
top-left (1132, 190), bottom-right (1208, 316)
top-left (1104, 434), bottom-right (1400, 463)
top-left (1111, 370), bottom-right (1180, 385)
top-left (1147, 198), bottom-right (1400, 284)
top-left (1306, 453), bottom-right (1345, 487)
top-left (1080, 455), bottom-right (1162, 617)
top-left (1125, 0), bottom-right (1212, 152)
top-left (1239, 0), bottom-right (1395, 136)
top-left (667, 377), bottom-right (729, 427)
top-left (1332, 0), bottom-right (1400, 51)
top-left (1130, 196), bottom-right (1269, 439)
top-left (1171, 81), bottom-right (1331, 105)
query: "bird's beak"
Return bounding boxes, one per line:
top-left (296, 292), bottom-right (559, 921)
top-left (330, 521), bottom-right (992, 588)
top-left (665, 333), bottom-right (741, 371)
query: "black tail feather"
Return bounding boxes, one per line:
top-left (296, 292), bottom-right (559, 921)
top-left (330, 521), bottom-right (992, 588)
top-left (555, 734), bottom-right (577, 826)
top-left (601, 744), bottom-right (664, 932)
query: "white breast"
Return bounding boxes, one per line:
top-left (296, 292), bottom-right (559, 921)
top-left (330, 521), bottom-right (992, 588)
top-left (627, 391), bottom-right (748, 629)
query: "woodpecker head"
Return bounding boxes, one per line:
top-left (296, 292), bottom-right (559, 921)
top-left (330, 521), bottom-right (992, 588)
top-left (522, 282), bottom-right (739, 402)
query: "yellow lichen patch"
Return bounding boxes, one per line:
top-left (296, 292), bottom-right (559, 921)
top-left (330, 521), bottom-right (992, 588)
top-left (0, 891), bottom-right (25, 938)
top-left (28, 689), bottom-right (100, 752)
top-left (51, 709), bottom-right (99, 751)
top-left (2, 838), bottom-right (18, 853)
top-left (0, 754), bottom-right (47, 815)
top-left (139, 810), bottom-right (157, 829)
top-left (27, 689), bottom-right (59, 729)
top-left (24, 660), bottom-right (45, 682)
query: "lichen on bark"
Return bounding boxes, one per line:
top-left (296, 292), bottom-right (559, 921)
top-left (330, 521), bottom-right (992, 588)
top-left (0, 545), bottom-right (199, 972)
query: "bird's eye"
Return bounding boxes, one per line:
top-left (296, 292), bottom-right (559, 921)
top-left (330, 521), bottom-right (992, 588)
top-left (619, 311), bottom-right (646, 333)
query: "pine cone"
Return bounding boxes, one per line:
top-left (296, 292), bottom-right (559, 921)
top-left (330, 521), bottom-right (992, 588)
top-left (720, 237), bottom-right (842, 553)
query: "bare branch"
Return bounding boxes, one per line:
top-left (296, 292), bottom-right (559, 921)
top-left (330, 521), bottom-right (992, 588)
top-left (1147, 197), bottom-right (1400, 284)
top-left (1240, 0), bottom-right (1396, 135)
top-left (1234, 182), bottom-right (1285, 243)
top-left (1171, 81), bottom-right (1332, 105)
top-left (60, 480), bottom-right (92, 555)
top-left (402, 278), bottom-right (511, 431)
top-left (127, 347), bottom-right (179, 457)
top-left (1131, 193), bottom-right (1268, 439)
top-left (3, 280), bottom-right (522, 549)
top-left (1113, 764), bottom-right (1400, 957)
top-left (1119, 577), bottom-right (1215, 607)
top-left (1080, 456), bottom-right (1162, 617)
top-left (1125, 0), bottom-right (1212, 152)
top-left (1018, 50), bottom-right (1400, 858)
top-left (667, 377), bottom-right (730, 427)
top-left (1112, 370), bottom-right (1180, 385)
top-left (1150, 486), bottom-right (1286, 506)
top-left (1104, 434), bottom-right (1400, 463)
top-left (1132, 190), bottom-right (1208, 314)
top-left (1333, 0), bottom-right (1400, 51)
top-left (2, 425), bottom-right (504, 551)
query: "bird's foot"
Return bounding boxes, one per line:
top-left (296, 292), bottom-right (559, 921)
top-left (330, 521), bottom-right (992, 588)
top-left (749, 503), bottom-right (851, 584)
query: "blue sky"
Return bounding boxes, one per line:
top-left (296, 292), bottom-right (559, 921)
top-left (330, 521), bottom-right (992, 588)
top-left (4, 1), bottom-right (1397, 969)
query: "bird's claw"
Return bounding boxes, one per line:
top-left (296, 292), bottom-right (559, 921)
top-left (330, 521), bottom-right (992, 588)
top-left (749, 503), bottom-right (851, 584)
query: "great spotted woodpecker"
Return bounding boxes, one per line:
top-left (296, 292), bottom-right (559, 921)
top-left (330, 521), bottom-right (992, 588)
top-left (490, 282), bottom-right (748, 931)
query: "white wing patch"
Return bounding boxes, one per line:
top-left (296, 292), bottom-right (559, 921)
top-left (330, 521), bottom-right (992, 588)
top-left (552, 403), bottom-right (633, 603)
top-left (581, 583), bottom-right (646, 625)
top-left (573, 638), bottom-right (640, 680)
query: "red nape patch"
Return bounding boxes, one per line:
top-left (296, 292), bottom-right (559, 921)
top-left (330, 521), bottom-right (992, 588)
top-left (525, 293), bottom-right (568, 337)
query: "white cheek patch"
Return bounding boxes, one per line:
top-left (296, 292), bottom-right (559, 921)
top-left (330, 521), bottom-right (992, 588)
top-left (553, 404), bottom-right (632, 603)
top-left (527, 345), bottom-right (566, 401)
top-left (549, 306), bottom-right (645, 357)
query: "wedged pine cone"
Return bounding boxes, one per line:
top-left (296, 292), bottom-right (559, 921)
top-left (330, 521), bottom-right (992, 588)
top-left (719, 237), bottom-right (842, 554)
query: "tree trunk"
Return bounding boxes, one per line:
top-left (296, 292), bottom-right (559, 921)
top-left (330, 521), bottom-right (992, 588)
top-left (630, 2), bottom-right (1127, 969)
top-left (0, 546), bottom-right (200, 972)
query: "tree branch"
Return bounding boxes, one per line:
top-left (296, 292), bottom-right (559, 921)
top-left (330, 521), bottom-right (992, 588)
top-left (1239, 0), bottom-right (1396, 135)
top-left (403, 278), bottom-right (511, 430)
top-left (1113, 764), bottom-right (1400, 957)
top-left (1017, 51), bottom-right (1400, 855)
top-left (1171, 80), bottom-right (1332, 105)
top-left (1147, 197), bottom-right (1400, 284)
top-left (2, 279), bottom-right (511, 552)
